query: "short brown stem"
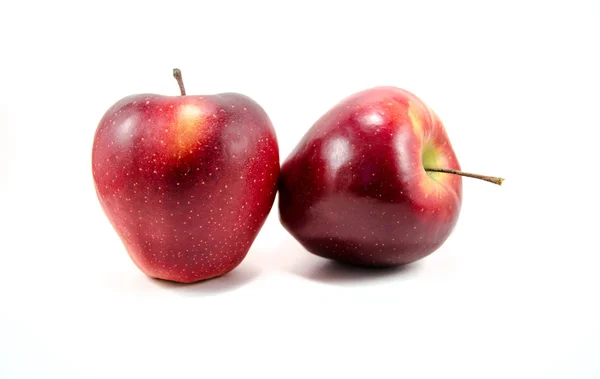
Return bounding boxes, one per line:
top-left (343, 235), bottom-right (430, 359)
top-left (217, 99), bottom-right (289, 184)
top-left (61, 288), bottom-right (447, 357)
top-left (425, 168), bottom-right (504, 186)
top-left (172, 68), bottom-right (186, 96)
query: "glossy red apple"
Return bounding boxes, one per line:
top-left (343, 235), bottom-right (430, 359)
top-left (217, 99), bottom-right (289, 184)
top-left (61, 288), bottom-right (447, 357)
top-left (279, 86), bottom-right (502, 267)
top-left (92, 69), bottom-right (279, 283)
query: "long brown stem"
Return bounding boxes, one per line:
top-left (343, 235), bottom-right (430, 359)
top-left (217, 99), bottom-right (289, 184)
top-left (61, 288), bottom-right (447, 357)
top-left (172, 68), bottom-right (186, 96)
top-left (425, 168), bottom-right (504, 186)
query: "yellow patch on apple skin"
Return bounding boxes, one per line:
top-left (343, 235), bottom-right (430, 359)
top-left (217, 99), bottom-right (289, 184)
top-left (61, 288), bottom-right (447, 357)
top-left (408, 103), bottom-right (424, 140)
top-left (420, 176), bottom-right (442, 198)
top-left (421, 141), bottom-right (451, 195)
top-left (174, 104), bottom-right (205, 155)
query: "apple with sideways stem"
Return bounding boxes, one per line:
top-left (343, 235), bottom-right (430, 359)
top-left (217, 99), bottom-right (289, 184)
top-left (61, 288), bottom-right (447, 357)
top-left (279, 86), bottom-right (502, 267)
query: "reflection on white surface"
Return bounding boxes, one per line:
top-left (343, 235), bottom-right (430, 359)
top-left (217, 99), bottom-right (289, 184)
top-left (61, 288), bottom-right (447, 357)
top-left (325, 137), bottom-right (351, 177)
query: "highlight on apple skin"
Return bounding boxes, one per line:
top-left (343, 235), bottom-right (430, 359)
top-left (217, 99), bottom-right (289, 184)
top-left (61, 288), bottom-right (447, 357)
top-left (92, 69), bottom-right (279, 283)
top-left (279, 86), bottom-right (502, 267)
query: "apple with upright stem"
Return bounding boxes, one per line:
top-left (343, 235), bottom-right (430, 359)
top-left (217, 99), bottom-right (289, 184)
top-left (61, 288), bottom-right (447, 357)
top-left (92, 69), bottom-right (279, 283)
top-left (279, 86), bottom-right (502, 267)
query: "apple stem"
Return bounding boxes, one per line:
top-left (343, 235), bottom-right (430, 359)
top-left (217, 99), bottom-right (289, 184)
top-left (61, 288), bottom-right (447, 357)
top-left (424, 168), bottom-right (504, 186)
top-left (172, 68), bottom-right (186, 96)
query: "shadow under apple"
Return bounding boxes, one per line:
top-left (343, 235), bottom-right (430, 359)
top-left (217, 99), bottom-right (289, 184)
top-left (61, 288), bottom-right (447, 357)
top-left (277, 238), bottom-right (422, 285)
top-left (149, 263), bottom-right (261, 296)
top-left (293, 258), bottom-right (421, 285)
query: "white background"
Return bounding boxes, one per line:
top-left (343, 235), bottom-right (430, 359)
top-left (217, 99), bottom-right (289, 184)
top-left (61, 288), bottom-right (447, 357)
top-left (1, 0), bottom-right (599, 378)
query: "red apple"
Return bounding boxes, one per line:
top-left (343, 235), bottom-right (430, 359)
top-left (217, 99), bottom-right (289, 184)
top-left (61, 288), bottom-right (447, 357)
top-left (92, 69), bottom-right (279, 283)
top-left (279, 86), bottom-right (502, 267)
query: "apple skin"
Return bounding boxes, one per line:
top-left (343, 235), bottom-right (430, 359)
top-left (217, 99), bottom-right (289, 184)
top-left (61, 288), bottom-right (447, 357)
top-left (92, 92), bottom-right (279, 283)
top-left (279, 87), bottom-right (462, 267)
